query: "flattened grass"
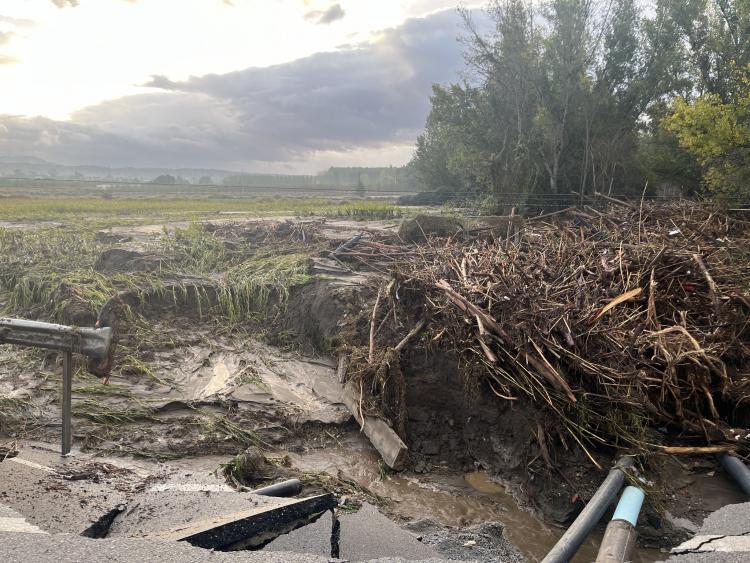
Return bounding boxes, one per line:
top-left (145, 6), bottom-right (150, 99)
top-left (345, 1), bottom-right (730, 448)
top-left (1, 221), bottom-right (311, 324)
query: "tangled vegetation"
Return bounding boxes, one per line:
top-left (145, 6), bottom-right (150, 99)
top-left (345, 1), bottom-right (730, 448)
top-left (343, 201), bottom-right (750, 464)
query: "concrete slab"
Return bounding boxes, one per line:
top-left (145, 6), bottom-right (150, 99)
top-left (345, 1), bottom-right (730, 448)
top-left (662, 556), bottom-right (750, 563)
top-left (266, 503), bottom-right (444, 561)
top-left (0, 531), bottom-right (331, 563)
top-left (108, 488), bottom-right (336, 550)
top-left (697, 502), bottom-right (750, 536)
top-left (148, 494), bottom-right (336, 550)
top-left (108, 489), bottom-right (307, 537)
top-left (672, 536), bottom-right (750, 554)
top-left (0, 449), bottom-right (130, 534)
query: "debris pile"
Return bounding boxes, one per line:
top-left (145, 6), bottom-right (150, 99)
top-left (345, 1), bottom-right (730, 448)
top-left (350, 202), bottom-right (750, 461)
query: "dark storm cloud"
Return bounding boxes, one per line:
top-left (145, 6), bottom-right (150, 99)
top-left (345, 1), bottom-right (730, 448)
top-left (0, 10), bottom-right (472, 168)
top-left (304, 3), bottom-right (346, 25)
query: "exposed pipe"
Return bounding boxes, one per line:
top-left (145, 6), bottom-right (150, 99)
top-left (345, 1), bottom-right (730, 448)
top-left (718, 453), bottom-right (750, 497)
top-left (250, 478), bottom-right (303, 497)
top-left (541, 456), bottom-right (635, 563)
top-left (596, 486), bottom-right (645, 563)
top-left (611, 486), bottom-right (645, 526)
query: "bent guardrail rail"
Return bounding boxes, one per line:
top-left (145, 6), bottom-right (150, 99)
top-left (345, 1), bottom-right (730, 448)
top-left (0, 317), bottom-right (114, 455)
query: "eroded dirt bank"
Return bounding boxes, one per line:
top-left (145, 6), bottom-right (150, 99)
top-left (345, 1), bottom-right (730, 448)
top-left (1, 214), bottom-right (747, 561)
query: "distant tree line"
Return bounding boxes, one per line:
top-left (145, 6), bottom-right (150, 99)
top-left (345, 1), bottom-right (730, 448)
top-left (222, 167), bottom-right (418, 193)
top-left (410, 0), bottom-right (750, 208)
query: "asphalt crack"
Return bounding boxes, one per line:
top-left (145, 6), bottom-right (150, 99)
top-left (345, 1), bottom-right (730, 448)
top-left (673, 534), bottom-right (727, 554)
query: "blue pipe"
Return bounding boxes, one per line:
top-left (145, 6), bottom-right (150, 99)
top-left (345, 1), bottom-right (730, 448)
top-left (611, 486), bottom-right (644, 526)
top-left (542, 456), bottom-right (635, 563)
top-left (595, 486), bottom-right (645, 562)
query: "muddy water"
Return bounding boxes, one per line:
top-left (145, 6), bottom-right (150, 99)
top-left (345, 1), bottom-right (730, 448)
top-left (290, 445), bottom-right (665, 563)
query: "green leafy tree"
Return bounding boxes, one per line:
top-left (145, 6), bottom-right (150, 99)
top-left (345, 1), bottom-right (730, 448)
top-left (665, 68), bottom-right (750, 198)
top-left (411, 0), bottom-right (750, 205)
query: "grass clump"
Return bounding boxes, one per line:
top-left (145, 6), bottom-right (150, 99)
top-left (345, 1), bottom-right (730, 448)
top-left (236, 364), bottom-right (269, 391)
top-left (72, 398), bottom-right (155, 425)
top-left (160, 223), bottom-right (230, 273)
top-left (103, 444), bottom-right (182, 461)
top-left (0, 397), bottom-right (38, 431)
top-left (121, 355), bottom-right (176, 388)
top-left (0, 227), bottom-right (145, 322)
top-left (218, 252), bottom-right (310, 322)
top-left (75, 383), bottom-right (134, 398)
top-left (198, 409), bottom-right (268, 448)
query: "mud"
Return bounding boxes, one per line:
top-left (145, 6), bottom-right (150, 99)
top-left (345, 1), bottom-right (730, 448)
top-left (285, 444), bottom-right (665, 562)
top-left (1, 216), bottom-right (747, 562)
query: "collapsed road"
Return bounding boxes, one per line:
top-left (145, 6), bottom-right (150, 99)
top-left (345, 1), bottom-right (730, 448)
top-left (1, 206), bottom-right (749, 561)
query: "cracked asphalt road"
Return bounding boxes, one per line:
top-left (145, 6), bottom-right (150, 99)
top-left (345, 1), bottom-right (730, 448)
top-left (661, 502), bottom-right (750, 562)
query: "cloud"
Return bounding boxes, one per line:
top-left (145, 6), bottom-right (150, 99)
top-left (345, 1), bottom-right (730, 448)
top-left (0, 31), bottom-right (14, 45)
top-left (0, 16), bottom-right (36, 28)
top-left (0, 54), bottom-right (18, 64)
top-left (304, 3), bottom-right (346, 25)
top-left (50, 0), bottom-right (80, 7)
top-left (0, 10), bottom-right (472, 169)
top-left (142, 75), bottom-right (179, 90)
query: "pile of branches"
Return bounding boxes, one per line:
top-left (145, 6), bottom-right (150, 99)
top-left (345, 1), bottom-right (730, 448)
top-left (357, 202), bottom-right (750, 460)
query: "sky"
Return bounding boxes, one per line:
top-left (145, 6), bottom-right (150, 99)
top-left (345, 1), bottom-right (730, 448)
top-left (0, 0), bottom-right (481, 173)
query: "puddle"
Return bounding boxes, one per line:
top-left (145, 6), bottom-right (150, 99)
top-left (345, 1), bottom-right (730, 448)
top-left (673, 470), bottom-right (745, 513)
top-left (290, 446), bottom-right (665, 563)
top-left (462, 472), bottom-right (668, 563)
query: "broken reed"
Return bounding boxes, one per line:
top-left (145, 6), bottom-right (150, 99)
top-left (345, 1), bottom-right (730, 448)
top-left (0, 397), bottom-right (38, 432)
top-left (353, 201), bottom-right (750, 457)
top-left (0, 223), bottom-right (312, 324)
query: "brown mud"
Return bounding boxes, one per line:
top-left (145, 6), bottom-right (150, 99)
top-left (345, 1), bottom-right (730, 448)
top-left (1, 216), bottom-right (747, 561)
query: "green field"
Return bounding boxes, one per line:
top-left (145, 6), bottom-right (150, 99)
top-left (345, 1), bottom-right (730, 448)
top-left (0, 196), bottom-right (401, 224)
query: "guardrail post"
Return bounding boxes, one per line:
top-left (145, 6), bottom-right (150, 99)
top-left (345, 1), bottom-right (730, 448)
top-left (62, 351), bottom-right (73, 456)
top-left (0, 317), bottom-right (115, 456)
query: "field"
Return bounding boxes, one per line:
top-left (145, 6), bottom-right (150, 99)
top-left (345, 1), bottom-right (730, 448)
top-left (0, 195), bottom-right (402, 224)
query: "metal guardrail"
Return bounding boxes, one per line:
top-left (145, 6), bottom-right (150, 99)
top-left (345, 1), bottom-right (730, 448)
top-left (0, 317), bottom-right (114, 455)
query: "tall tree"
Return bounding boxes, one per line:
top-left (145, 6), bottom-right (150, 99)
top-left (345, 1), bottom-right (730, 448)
top-left (410, 0), bottom-right (750, 204)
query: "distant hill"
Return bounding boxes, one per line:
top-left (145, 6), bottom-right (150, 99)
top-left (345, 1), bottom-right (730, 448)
top-left (0, 158), bottom-right (416, 192)
top-left (0, 157), bottom-right (236, 183)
